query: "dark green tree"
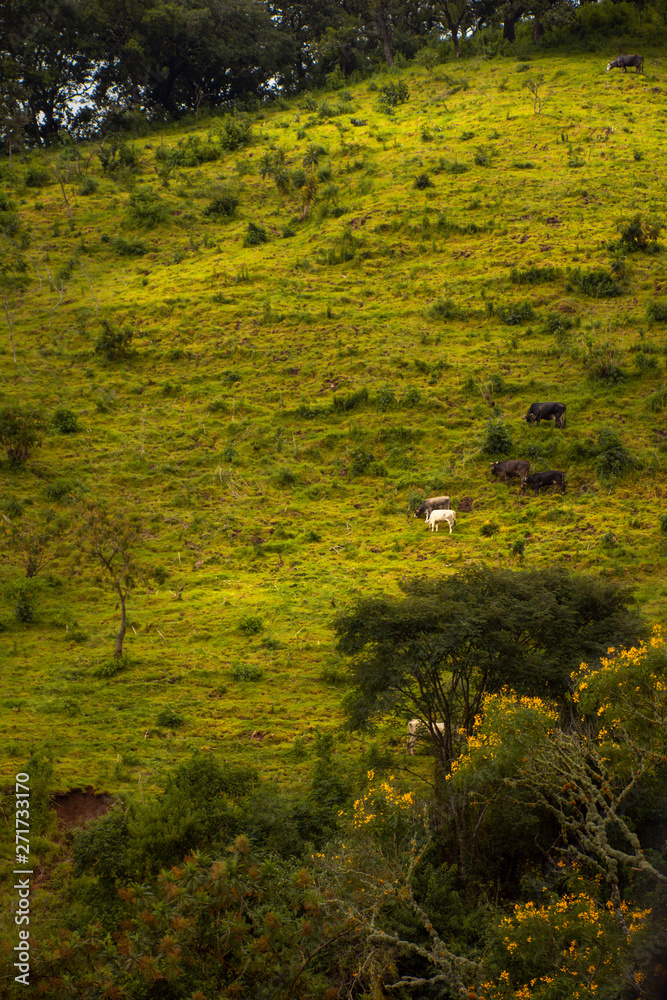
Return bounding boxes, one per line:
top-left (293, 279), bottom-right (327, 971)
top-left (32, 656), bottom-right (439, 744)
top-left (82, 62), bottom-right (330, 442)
top-left (335, 566), bottom-right (644, 774)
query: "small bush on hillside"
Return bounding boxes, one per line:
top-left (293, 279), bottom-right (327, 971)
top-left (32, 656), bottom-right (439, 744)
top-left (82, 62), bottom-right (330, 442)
top-left (98, 138), bottom-right (138, 174)
top-left (128, 189), bottom-right (168, 228)
top-left (474, 145), bottom-right (493, 167)
top-left (544, 312), bottom-right (574, 338)
top-left (109, 236), bottom-right (148, 256)
top-left (376, 386), bottom-right (396, 412)
top-left (95, 320), bottom-right (133, 361)
top-left (510, 265), bottom-right (560, 285)
top-left (633, 352), bottom-right (658, 376)
top-left (616, 213), bottom-right (663, 253)
top-left (480, 519), bottom-right (500, 537)
top-left (646, 388), bottom-right (667, 412)
top-left (45, 477), bottom-right (78, 502)
top-left (404, 386), bottom-right (420, 407)
top-left (52, 408), bottom-right (79, 434)
top-left (79, 177), bottom-right (98, 195)
top-left (243, 222), bottom-right (268, 246)
top-left (25, 167), bottom-right (51, 188)
top-left (326, 227), bottom-right (358, 264)
top-left (647, 301), bottom-right (667, 323)
top-left (496, 301), bottom-right (535, 325)
top-left (568, 266), bottom-right (622, 298)
top-left (595, 428), bottom-right (636, 481)
top-left (482, 419), bottom-right (513, 455)
top-left (238, 615), bottom-right (263, 635)
top-left (218, 114), bottom-right (253, 150)
top-left (156, 707), bottom-right (185, 729)
top-left (349, 448), bottom-right (375, 476)
top-left (660, 514), bottom-right (667, 535)
top-left (15, 585), bottom-right (35, 624)
top-left (0, 194), bottom-right (20, 236)
top-left (203, 190), bottom-right (239, 218)
top-left (0, 407), bottom-right (45, 465)
top-left (378, 81), bottom-right (409, 111)
top-left (275, 468), bottom-right (297, 486)
top-left (332, 388), bottom-right (368, 413)
top-left (429, 298), bottom-right (462, 320)
top-left (230, 664), bottom-right (263, 681)
top-left (414, 173), bottom-right (434, 189)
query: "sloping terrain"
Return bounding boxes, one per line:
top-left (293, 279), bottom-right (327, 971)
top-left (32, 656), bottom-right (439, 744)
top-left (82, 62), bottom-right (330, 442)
top-left (1, 50), bottom-right (666, 798)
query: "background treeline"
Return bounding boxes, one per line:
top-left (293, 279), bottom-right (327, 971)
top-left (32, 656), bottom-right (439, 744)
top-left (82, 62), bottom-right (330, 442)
top-left (1, 0), bottom-right (666, 146)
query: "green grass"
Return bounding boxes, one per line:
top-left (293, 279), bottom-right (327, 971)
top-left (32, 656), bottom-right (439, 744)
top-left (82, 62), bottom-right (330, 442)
top-left (1, 50), bottom-right (667, 812)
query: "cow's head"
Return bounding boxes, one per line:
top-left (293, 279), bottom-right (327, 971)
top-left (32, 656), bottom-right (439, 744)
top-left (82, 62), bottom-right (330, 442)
top-left (525, 412), bottom-right (536, 424)
top-left (606, 62), bottom-right (612, 71)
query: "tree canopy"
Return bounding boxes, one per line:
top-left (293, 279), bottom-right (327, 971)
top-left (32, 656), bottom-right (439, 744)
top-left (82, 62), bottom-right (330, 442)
top-left (335, 566), bottom-right (645, 771)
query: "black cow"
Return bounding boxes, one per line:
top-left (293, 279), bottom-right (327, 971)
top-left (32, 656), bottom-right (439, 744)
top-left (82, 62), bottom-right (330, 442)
top-left (606, 54), bottom-right (643, 74)
top-left (525, 402), bottom-right (566, 429)
top-left (491, 460), bottom-right (530, 487)
top-left (524, 471), bottom-right (566, 496)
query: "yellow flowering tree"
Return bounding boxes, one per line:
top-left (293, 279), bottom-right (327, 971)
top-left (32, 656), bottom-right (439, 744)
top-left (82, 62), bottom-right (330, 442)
top-left (313, 771), bottom-right (481, 998)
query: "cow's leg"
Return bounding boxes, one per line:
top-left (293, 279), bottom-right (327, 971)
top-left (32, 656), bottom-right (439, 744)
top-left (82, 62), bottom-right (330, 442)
top-left (448, 520), bottom-right (453, 533)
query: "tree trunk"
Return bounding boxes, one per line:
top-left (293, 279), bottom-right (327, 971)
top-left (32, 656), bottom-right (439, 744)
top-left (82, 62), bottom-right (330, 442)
top-left (452, 26), bottom-right (460, 58)
top-left (375, 6), bottom-right (394, 67)
top-left (114, 593), bottom-right (126, 658)
top-left (503, 16), bottom-right (516, 41)
top-left (532, 18), bottom-right (544, 42)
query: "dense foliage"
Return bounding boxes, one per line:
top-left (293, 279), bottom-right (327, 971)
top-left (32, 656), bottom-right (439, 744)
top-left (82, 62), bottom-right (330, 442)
top-left (1, 0), bottom-right (663, 142)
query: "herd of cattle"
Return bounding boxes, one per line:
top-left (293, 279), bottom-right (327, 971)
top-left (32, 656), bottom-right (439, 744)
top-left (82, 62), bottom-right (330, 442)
top-left (416, 401), bottom-right (567, 533)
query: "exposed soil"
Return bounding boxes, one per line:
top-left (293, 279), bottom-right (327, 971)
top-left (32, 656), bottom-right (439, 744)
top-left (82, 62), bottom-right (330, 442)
top-left (52, 788), bottom-right (114, 828)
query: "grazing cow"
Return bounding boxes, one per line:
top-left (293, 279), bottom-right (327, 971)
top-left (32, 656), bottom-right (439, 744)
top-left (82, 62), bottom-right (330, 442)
top-left (428, 509), bottom-right (456, 533)
top-left (524, 470), bottom-right (566, 495)
top-left (606, 54), bottom-right (643, 74)
top-left (407, 719), bottom-right (446, 755)
top-left (414, 495), bottom-right (451, 520)
top-left (525, 402), bottom-right (566, 428)
top-left (491, 460), bottom-right (530, 487)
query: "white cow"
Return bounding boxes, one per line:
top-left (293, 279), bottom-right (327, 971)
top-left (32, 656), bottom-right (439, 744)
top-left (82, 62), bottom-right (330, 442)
top-left (428, 509), bottom-right (456, 533)
top-left (407, 719), bottom-right (446, 755)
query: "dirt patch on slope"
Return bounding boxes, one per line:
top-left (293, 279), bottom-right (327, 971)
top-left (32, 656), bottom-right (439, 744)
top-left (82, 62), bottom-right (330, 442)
top-left (52, 787), bottom-right (114, 828)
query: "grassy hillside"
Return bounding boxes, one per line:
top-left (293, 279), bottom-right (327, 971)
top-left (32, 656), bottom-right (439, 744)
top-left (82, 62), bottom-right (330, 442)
top-left (1, 48), bottom-right (666, 807)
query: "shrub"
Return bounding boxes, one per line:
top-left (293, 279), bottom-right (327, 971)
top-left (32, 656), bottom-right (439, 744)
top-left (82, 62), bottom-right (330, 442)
top-left (79, 177), bottom-right (98, 195)
top-left (25, 167), bottom-right (51, 188)
top-left (616, 213), bottom-right (663, 252)
top-left (127, 189), bottom-right (169, 228)
top-left (544, 312), bottom-right (573, 338)
top-left (376, 386), bottom-right (396, 412)
top-left (595, 428), bottom-right (636, 480)
top-left (15, 586), bottom-right (35, 623)
top-left (660, 514), bottom-right (667, 535)
top-left (414, 173), bottom-right (434, 189)
top-left (94, 320), bottom-right (133, 361)
top-left (230, 664), bottom-right (264, 681)
top-left (275, 468), bottom-right (297, 486)
top-left (203, 190), bottom-right (239, 218)
top-left (378, 80), bottom-right (409, 110)
top-left (480, 519), bottom-right (500, 537)
top-left (331, 387), bottom-right (368, 413)
top-left (349, 448), bottom-right (375, 476)
top-left (156, 707), bottom-right (185, 729)
top-left (108, 235), bottom-right (148, 256)
top-left (52, 408), bottom-right (79, 434)
top-left (218, 114), bottom-right (253, 150)
top-left (238, 614), bottom-right (263, 635)
top-left (474, 145), bottom-right (492, 167)
top-left (44, 477), bottom-right (77, 502)
top-left (0, 407), bottom-right (46, 465)
top-left (510, 265), bottom-right (559, 285)
top-left (0, 194), bottom-right (20, 236)
top-left (568, 267), bottom-right (622, 298)
top-left (647, 301), bottom-right (667, 323)
top-left (429, 298), bottom-right (462, 320)
top-left (244, 222), bottom-right (268, 246)
top-left (646, 388), bottom-right (667, 413)
top-left (482, 419), bottom-right (513, 455)
top-left (496, 301), bottom-right (535, 325)
top-left (404, 386), bottom-right (420, 407)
